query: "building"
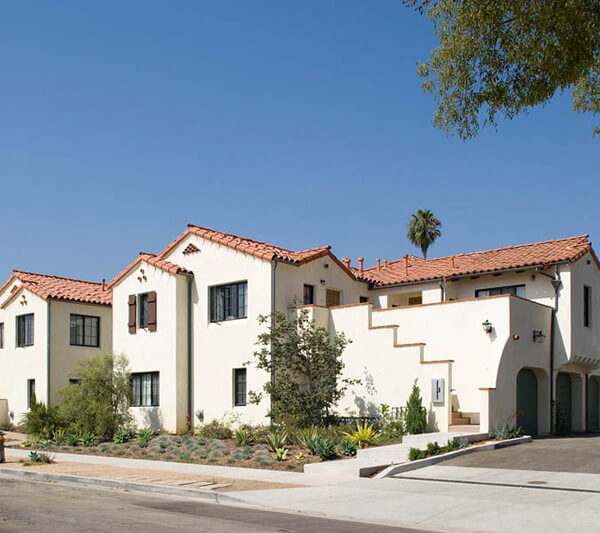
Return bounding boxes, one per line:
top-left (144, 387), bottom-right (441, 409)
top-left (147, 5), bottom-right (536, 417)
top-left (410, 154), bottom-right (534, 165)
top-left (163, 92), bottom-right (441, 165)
top-left (0, 271), bottom-right (112, 426)
top-left (109, 225), bottom-right (600, 435)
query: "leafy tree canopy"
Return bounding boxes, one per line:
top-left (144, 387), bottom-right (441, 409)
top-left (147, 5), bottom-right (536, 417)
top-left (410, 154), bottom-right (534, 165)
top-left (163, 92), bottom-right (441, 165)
top-left (406, 0), bottom-right (600, 139)
top-left (249, 309), bottom-right (358, 427)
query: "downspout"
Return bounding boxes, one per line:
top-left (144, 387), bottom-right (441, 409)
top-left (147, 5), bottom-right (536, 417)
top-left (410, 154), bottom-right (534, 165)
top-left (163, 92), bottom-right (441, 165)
top-left (270, 259), bottom-right (278, 424)
top-left (187, 275), bottom-right (193, 424)
top-left (549, 267), bottom-right (562, 434)
top-left (47, 300), bottom-right (51, 406)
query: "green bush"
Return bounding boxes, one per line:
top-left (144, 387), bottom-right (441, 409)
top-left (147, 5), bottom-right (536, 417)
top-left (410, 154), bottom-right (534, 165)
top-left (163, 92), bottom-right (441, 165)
top-left (234, 427), bottom-right (254, 447)
top-left (447, 437), bottom-right (468, 451)
top-left (66, 432), bottom-right (81, 447)
top-left (409, 447), bottom-right (426, 461)
top-left (28, 451), bottom-right (53, 464)
top-left (405, 379), bottom-right (427, 434)
top-left (20, 395), bottom-right (65, 439)
top-left (340, 439), bottom-right (357, 457)
top-left (314, 438), bottom-right (338, 460)
top-left (138, 427), bottom-right (155, 441)
top-left (53, 428), bottom-right (67, 446)
top-left (296, 427), bottom-right (320, 454)
top-left (78, 433), bottom-right (97, 447)
top-left (196, 420), bottom-right (233, 440)
top-left (342, 421), bottom-right (381, 449)
top-left (114, 428), bottom-right (131, 444)
top-left (380, 404), bottom-right (406, 441)
top-left (426, 441), bottom-right (441, 456)
top-left (59, 353), bottom-right (133, 440)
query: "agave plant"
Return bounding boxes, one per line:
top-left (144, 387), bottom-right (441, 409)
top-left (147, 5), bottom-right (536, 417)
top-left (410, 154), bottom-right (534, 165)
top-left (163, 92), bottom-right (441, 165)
top-left (273, 447), bottom-right (289, 462)
top-left (296, 427), bottom-right (320, 455)
top-left (342, 421), bottom-right (381, 449)
top-left (234, 427), bottom-right (254, 447)
top-left (265, 429), bottom-right (289, 452)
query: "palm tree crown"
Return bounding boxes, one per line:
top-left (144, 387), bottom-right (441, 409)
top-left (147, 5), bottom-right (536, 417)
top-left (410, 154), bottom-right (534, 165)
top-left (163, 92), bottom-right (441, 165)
top-left (406, 209), bottom-right (442, 259)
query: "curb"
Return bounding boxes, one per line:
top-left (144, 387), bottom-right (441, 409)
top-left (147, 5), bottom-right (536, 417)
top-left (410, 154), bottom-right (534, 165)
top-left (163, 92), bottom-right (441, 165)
top-left (0, 466), bottom-right (244, 504)
top-left (374, 436), bottom-right (532, 478)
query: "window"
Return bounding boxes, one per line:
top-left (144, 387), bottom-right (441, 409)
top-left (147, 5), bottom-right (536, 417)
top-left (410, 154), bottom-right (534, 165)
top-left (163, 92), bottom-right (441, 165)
top-left (0, 322), bottom-right (3, 349)
top-left (233, 368), bottom-right (247, 407)
top-left (408, 296), bottom-right (423, 306)
top-left (584, 285), bottom-right (592, 328)
top-left (70, 314), bottom-right (100, 347)
top-left (139, 293), bottom-right (149, 328)
top-left (17, 314), bottom-right (34, 347)
top-left (131, 372), bottom-right (159, 407)
top-left (326, 289), bottom-right (341, 307)
top-left (210, 282), bottom-right (248, 322)
top-left (27, 379), bottom-right (35, 409)
top-left (69, 379), bottom-right (80, 386)
top-left (359, 296), bottom-right (369, 303)
top-left (303, 284), bottom-right (315, 305)
top-left (475, 285), bottom-right (525, 299)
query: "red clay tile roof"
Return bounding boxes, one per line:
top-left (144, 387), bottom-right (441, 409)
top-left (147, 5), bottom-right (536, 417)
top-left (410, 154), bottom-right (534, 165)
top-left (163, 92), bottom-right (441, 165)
top-left (357, 235), bottom-right (594, 287)
top-left (159, 224), bottom-right (333, 266)
top-left (0, 270), bottom-right (112, 307)
top-left (107, 253), bottom-right (191, 289)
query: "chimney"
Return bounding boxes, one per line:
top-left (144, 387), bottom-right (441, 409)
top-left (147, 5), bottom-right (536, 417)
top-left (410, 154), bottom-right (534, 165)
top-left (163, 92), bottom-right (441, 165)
top-left (101, 278), bottom-right (106, 291)
top-left (342, 257), bottom-right (351, 269)
top-left (376, 258), bottom-right (381, 271)
top-left (384, 259), bottom-right (388, 268)
top-left (451, 256), bottom-right (455, 269)
top-left (403, 254), bottom-right (409, 275)
top-left (358, 257), bottom-right (364, 273)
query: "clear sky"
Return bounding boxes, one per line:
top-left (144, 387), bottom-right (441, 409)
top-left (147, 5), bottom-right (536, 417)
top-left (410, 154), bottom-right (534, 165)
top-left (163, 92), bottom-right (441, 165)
top-left (0, 1), bottom-right (597, 283)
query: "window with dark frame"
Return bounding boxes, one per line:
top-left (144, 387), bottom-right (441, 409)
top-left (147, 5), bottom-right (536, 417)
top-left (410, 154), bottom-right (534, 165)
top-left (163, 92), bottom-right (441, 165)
top-left (475, 285), bottom-right (526, 299)
top-left (139, 293), bottom-right (149, 328)
top-left (359, 296), bottom-right (369, 303)
top-left (210, 282), bottom-right (248, 322)
top-left (17, 314), bottom-right (34, 347)
top-left (70, 314), bottom-right (100, 347)
top-left (131, 372), bottom-right (159, 407)
top-left (584, 285), bottom-right (592, 328)
top-left (69, 379), bottom-right (80, 386)
top-left (303, 284), bottom-right (315, 305)
top-left (27, 379), bottom-right (35, 409)
top-left (234, 368), bottom-right (247, 407)
top-left (0, 322), bottom-right (4, 349)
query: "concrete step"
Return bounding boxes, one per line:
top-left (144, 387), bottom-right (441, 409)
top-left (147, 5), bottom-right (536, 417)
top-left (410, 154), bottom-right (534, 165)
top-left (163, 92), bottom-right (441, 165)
top-left (451, 416), bottom-right (471, 425)
top-left (448, 424), bottom-right (480, 433)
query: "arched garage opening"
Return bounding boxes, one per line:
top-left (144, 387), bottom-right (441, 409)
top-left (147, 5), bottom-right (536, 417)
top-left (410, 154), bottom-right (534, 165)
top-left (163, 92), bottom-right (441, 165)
top-left (589, 376), bottom-right (600, 432)
top-left (556, 372), bottom-right (572, 434)
top-left (517, 368), bottom-right (538, 436)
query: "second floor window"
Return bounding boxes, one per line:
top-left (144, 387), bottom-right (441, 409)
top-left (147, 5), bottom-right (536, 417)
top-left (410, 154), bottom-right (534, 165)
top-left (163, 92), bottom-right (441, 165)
top-left (210, 281), bottom-right (248, 322)
top-left (17, 314), bottom-right (34, 347)
top-left (70, 314), bottom-right (100, 347)
top-left (475, 284), bottom-right (525, 299)
top-left (584, 285), bottom-right (592, 328)
top-left (303, 284), bottom-right (315, 305)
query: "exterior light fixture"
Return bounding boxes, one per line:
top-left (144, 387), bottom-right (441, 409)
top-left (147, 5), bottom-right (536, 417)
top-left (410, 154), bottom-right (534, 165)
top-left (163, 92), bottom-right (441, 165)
top-left (482, 320), bottom-right (493, 333)
top-left (533, 330), bottom-right (546, 343)
top-left (320, 279), bottom-right (326, 285)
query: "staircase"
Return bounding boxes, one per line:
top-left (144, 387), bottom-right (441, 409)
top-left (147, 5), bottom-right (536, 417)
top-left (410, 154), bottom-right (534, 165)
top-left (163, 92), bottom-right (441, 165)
top-left (449, 408), bottom-right (480, 433)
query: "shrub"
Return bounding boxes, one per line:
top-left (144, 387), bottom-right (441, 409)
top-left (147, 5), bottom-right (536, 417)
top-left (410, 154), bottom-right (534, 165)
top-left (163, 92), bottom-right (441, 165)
top-left (20, 395), bottom-right (65, 439)
top-left (265, 429), bottom-right (289, 452)
top-left (196, 420), bottom-right (233, 440)
top-left (66, 432), bottom-right (81, 447)
top-left (296, 427), bottom-right (320, 454)
top-left (314, 438), bottom-right (338, 460)
top-left (53, 428), bottom-right (67, 446)
top-left (508, 426), bottom-right (523, 439)
top-left (274, 447), bottom-right (289, 462)
top-left (380, 404), bottom-right (405, 441)
top-left (447, 437), bottom-right (468, 451)
top-left (405, 379), bottom-right (427, 434)
top-left (28, 451), bottom-right (53, 464)
top-left (78, 433), bottom-right (97, 447)
top-left (340, 439), bottom-right (357, 457)
top-left (342, 421), bottom-right (381, 449)
top-left (234, 427), bottom-right (254, 447)
top-left (138, 427), bottom-right (155, 441)
top-left (409, 447), bottom-right (426, 461)
top-left (59, 353), bottom-right (132, 440)
top-left (426, 441), bottom-right (441, 456)
top-left (114, 428), bottom-right (131, 444)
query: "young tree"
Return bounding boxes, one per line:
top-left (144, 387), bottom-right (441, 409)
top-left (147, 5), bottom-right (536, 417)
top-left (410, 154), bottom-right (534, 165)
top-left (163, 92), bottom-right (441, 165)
top-left (60, 353), bottom-right (133, 440)
top-left (405, 1), bottom-right (600, 139)
top-left (249, 309), bottom-right (357, 427)
top-left (405, 379), bottom-right (427, 434)
top-left (406, 209), bottom-right (442, 259)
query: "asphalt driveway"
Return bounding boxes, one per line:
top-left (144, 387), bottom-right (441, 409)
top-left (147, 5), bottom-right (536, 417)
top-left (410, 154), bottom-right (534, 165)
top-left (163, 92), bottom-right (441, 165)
top-left (443, 434), bottom-right (600, 473)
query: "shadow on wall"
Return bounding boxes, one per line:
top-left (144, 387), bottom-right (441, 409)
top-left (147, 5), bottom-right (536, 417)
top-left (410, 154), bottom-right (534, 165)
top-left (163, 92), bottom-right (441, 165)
top-left (139, 408), bottom-right (163, 431)
top-left (427, 408), bottom-right (439, 432)
top-left (351, 368), bottom-right (380, 416)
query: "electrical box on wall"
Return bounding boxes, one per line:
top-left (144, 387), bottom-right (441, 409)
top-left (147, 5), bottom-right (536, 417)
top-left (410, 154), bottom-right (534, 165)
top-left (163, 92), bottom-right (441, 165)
top-left (431, 378), bottom-right (445, 404)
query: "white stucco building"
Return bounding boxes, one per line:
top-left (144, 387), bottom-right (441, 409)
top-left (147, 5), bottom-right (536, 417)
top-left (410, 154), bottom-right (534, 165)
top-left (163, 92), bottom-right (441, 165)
top-left (0, 271), bottom-right (112, 427)
top-left (108, 225), bottom-right (600, 436)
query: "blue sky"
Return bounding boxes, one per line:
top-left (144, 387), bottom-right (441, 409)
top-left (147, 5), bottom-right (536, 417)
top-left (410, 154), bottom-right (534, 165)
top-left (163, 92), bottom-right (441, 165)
top-left (0, 1), bottom-right (597, 282)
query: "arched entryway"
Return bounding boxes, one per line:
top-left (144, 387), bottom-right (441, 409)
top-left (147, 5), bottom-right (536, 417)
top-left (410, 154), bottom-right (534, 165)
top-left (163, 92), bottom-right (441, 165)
top-left (517, 368), bottom-right (538, 435)
top-left (556, 373), bottom-right (572, 434)
top-left (588, 377), bottom-right (600, 432)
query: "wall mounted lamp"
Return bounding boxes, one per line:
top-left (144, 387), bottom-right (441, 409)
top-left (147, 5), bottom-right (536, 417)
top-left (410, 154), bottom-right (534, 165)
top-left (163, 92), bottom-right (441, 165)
top-left (482, 320), bottom-right (493, 334)
top-left (533, 330), bottom-right (546, 343)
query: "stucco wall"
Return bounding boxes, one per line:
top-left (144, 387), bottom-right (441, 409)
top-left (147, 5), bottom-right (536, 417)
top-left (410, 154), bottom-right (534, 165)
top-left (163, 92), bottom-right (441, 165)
top-left (569, 253), bottom-right (600, 360)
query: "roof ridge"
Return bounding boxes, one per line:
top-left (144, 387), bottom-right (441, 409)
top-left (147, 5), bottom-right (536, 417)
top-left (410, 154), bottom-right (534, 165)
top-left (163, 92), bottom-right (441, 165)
top-left (13, 270), bottom-right (105, 286)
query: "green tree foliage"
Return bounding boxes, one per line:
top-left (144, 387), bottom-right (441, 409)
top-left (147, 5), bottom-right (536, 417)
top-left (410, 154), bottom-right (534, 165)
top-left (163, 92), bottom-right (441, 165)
top-left (405, 1), bottom-right (600, 138)
top-left (405, 379), bottom-right (428, 434)
top-left (406, 209), bottom-right (441, 259)
top-left (59, 353), bottom-right (133, 440)
top-left (249, 309), bottom-right (358, 427)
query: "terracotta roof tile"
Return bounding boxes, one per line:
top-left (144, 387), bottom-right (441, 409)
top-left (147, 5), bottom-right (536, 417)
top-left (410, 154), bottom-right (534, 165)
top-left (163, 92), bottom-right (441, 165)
top-left (107, 253), bottom-right (191, 289)
top-left (358, 235), bottom-right (593, 287)
top-left (1, 271), bottom-right (112, 306)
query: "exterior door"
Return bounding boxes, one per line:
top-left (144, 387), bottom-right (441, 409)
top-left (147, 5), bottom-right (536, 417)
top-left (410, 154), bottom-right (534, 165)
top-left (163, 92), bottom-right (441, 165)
top-left (556, 373), bottom-right (572, 434)
top-left (516, 369), bottom-right (538, 436)
top-left (326, 289), bottom-right (341, 307)
top-left (589, 378), bottom-right (600, 431)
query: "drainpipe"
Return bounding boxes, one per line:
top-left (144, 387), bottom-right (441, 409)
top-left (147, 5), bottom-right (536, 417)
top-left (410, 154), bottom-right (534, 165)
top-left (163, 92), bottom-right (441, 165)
top-left (549, 267), bottom-right (562, 434)
top-left (47, 300), bottom-right (51, 406)
top-left (187, 275), bottom-right (193, 424)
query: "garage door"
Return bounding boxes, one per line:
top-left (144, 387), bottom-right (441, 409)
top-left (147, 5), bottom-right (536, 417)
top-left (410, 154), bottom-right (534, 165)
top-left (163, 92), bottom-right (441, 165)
top-left (517, 369), bottom-right (538, 436)
top-left (556, 373), bottom-right (572, 434)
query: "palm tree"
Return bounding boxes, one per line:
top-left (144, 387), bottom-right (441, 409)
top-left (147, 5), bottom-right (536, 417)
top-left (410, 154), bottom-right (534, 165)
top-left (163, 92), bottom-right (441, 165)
top-left (406, 209), bottom-right (442, 259)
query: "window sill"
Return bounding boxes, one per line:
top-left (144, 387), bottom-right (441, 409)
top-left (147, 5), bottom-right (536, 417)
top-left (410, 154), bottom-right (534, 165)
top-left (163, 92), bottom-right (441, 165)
top-left (209, 316), bottom-right (248, 324)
